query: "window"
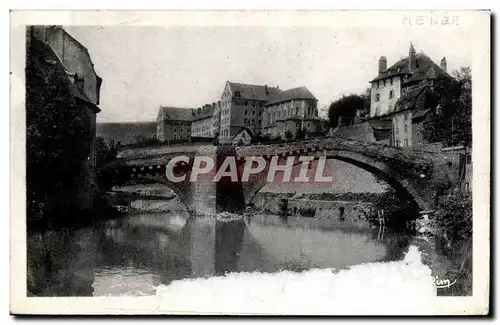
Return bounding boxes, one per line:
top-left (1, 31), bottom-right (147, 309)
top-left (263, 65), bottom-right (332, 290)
top-left (245, 101), bottom-right (248, 106)
top-left (252, 110), bottom-right (255, 116)
top-left (258, 120), bottom-right (261, 125)
top-left (383, 79), bottom-right (386, 86)
top-left (390, 77), bottom-right (393, 85)
top-left (389, 90), bottom-right (393, 99)
top-left (376, 94), bottom-right (380, 102)
top-left (260, 103), bottom-right (263, 108)
top-left (251, 118), bottom-right (255, 123)
top-left (259, 111), bottom-right (262, 116)
top-left (307, 122), bottom-right (311, 128)
top-left (395, 126), bottom-right (399, 134)
top-left (376, 82), bottom-right (379, 89)
top-left (404, 124), bottom-right (408, 132)
top-left (234, 91), bottom-right (241, 97)
top-left (404, 113), bottom-right (408, 120)
top-left (244, 109), bottom-right (247, 115)
top-left (244, 118), bottom-right (247, 124)
top-left (404, 139), bottom-right (408, 147)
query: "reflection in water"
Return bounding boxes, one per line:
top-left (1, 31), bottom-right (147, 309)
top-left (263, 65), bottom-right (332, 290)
top-left (27, 211), bottom-right (411, 296)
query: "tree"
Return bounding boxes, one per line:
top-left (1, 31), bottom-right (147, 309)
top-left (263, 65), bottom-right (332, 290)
top-left (361, 188), bottom-right (419, 232)
top-left (423, 66), bottom-right (472, 147)
top-left (26, 38), bottom-right (95, 224)
top-left (328, 92), bottom-right (370, 129)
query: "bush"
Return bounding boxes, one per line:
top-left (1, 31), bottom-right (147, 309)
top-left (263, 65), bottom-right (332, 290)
top-left (361, 188), bottom-right (419, 232)
top-left (431, 191), bottom-right (472, 242)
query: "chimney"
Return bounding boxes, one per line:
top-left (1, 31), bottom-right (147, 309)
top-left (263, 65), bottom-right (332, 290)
top-left (409, 42), bottom-right (417, 72)
top-left (440, 57), bottom-right (447, 72)
top-left (378, 56), bottom-right (387, 75)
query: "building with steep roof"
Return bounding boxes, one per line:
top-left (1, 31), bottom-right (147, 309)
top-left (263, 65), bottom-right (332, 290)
top-left (219, 81), bottom-right (281, 138)
top-left (368, 43), bottom-right (453, 147)
top-left (262, 86), bottom-right (320, 138)
top-left (156, 106), bottom-right (195, 141)
top-left (29, 25), bottom-right (103, 167)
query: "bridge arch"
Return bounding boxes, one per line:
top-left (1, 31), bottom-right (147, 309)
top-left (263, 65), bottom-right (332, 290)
top-left (242, 150), bottom-right (430, 212)
top-left (116, 174), bottom-right (193, 214)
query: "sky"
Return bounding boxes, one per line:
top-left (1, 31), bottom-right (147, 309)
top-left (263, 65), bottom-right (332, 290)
top-left (65, 25), bottom-right (472, 123)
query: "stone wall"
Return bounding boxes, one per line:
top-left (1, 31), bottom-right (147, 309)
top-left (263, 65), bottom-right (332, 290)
top-left (250, 192), bottom-right (374, 228)
top-left (331, 122), bottom-right (376, 142)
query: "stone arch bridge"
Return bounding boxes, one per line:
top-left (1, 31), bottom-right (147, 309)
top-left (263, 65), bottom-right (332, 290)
top-left (102, 137), bottom-right (458, 216)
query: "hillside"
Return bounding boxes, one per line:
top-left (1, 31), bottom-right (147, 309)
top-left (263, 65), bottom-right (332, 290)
top-left (96, 121), bottom-right (157, 145)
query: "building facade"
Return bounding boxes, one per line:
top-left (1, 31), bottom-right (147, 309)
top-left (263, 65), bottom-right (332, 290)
top-left (218, 81), bottom-right (281, 138)
top-left (156, 81), bottom-right (319, 143)
top-left (369, 43), bottom-right (452, 147)
top-left (156, 106), bottom-right (195, 141)
top-left (262, 87), bottom-right (320, 139)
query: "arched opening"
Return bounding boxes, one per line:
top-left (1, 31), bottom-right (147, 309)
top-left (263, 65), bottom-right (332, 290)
top-left (110, 177), bottom-right (191, 219)
top-left (245, 154), bottom-right (425, 212)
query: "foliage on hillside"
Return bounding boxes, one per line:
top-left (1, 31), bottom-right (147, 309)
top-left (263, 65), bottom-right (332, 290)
top-left (328, 90), bottom-right (370, 128)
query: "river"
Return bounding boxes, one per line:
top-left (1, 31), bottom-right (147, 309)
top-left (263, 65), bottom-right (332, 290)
top-left (27, 209), bottom-right (412, 297)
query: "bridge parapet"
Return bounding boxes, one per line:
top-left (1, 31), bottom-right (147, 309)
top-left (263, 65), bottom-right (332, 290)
top-left (103, 137), bottom-right (457, 215)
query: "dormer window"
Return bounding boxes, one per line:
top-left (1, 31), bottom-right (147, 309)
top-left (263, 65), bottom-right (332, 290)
top-left (376, 93), bottom-right (380, 102)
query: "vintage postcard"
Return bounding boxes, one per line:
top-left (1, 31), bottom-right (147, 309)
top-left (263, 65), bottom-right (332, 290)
top-left (10, 10), bottom-right (490, 315)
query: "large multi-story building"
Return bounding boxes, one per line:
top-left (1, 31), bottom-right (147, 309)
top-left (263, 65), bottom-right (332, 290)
top-left (156, 106), bottom-right (195, 141)
top-left (156, 81), bottom-right (319, 142)
top-left (369, 43), bottom-right (452, 147)
top-left (262, 86), bottom-right (320, 138)
top-left (192, 104), bottom-right (215, 138)
top-left (218, 81), bottom-right (281, 138)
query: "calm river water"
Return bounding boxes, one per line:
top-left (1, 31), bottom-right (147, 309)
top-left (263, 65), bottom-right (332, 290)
top-left (27, 211), bottom-right (411, 297)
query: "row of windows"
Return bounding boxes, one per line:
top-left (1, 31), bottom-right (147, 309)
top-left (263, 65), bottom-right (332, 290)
top-left (394, 139), bottom-right (409, 147)
top-left (244, 109), bottom-right (263, 117)
top-left (244, 118), bottom-right (262, 126)
top-left (375, 90), bottom-right (395, 102)
top-left (376, 77), bottom-right (395, 89)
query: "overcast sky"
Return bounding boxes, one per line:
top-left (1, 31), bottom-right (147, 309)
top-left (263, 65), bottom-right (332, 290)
top-left (65, 25), bottom-right (472, 123)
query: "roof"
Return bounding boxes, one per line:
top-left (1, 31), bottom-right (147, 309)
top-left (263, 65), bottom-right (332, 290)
top-left (159, 106), bottom-right (195, 121)
top-left (412, 108), bottom-right (432, 121)
top-left (61, 27), bottom-right (102, 86)
top-left (192, 105), bottom-right (214, 120)
top-left (370, 52), bottom-right (450, 83)
top-left (233, 127), bottom-right (254, 138)
top-left (31, 37), bottom-right (101, 113)
top-left (228, 81), bottom-right (281, 101)
top-left (395, 85), bottom-right (430, 111)
top-left (266, 86), bottom-right (317, 105)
